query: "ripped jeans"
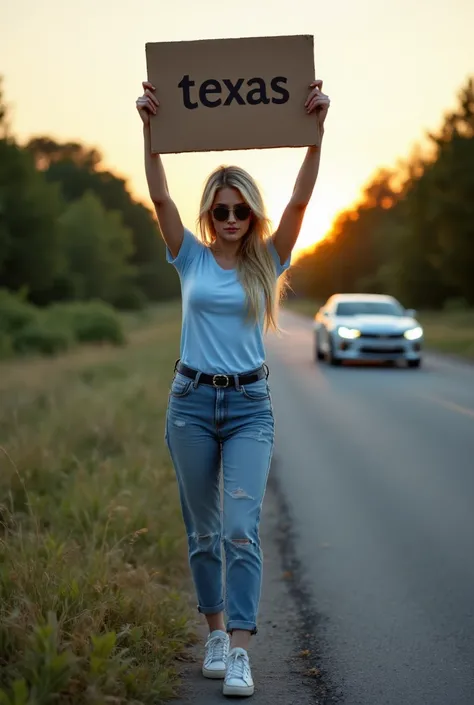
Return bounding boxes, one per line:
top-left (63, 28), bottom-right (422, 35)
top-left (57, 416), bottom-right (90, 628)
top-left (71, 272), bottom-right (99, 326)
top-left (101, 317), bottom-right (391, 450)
top-left (165, 368), bottom-right (275, 634)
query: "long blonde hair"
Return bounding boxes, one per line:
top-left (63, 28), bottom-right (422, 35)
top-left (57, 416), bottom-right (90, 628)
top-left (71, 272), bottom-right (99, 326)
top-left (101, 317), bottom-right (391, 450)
top-left (198, 165), bottom-right (287, 331)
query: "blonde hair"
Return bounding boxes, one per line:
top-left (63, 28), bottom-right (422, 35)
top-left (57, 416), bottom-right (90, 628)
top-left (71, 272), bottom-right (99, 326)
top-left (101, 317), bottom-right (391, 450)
top-left (198, 165), bottom-right (287, 331)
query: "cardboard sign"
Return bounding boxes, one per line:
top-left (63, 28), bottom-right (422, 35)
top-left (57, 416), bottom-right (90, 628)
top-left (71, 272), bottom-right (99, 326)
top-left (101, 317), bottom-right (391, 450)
top-left (145, 35), bottom-right (319, 154)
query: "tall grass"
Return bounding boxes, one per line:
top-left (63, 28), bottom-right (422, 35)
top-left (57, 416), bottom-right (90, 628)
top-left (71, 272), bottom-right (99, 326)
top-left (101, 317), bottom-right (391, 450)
top-left (0, 302), bottom-right (196, 704)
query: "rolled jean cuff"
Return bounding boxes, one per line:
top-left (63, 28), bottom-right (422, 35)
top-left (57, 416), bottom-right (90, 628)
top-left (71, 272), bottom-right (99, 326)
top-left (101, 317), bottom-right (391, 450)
top-left (226, 619), bottom-right (258, 635)
top-left (197, 600), bottom-right (225, 615)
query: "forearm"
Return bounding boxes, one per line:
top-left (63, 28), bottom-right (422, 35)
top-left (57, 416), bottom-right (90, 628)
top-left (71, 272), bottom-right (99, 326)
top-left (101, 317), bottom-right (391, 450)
top-left (291, 133), bottom-right (324, 207)
top-left (143, 124), bottom-right (169, 204)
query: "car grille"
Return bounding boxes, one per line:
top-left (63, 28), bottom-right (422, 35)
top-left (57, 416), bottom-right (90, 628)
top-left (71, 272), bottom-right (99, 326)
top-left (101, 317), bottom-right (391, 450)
top-left (360, 346), bottom-right (405, 354)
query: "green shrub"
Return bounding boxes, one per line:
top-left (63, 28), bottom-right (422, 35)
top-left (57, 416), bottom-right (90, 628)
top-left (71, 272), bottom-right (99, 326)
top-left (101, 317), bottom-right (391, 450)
top-left (0, 294), bottom-right (125, 358)
top-left (0, 332), bottom-right (14, 359)
top-left (13, 323), bottom-right (72, 356)
top-left (0, 289), bottom-right (38, 334)
top-left (46, 301), bottom-right (125, 346)
top-left (112, 286), bottom-right (147, 311)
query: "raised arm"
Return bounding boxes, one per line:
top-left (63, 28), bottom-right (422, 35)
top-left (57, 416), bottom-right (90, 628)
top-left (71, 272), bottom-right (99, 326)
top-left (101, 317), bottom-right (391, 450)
top-left (272, 80), bottom-right (330, 265)
top-left (137, 81), bottom-right (184, 259)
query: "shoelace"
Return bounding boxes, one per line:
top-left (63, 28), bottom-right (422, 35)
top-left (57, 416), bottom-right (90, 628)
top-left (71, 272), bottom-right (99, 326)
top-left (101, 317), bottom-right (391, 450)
top-left (205, 634), bottom-right (228, 664)
top-left (227, 651), bottom-right (250, 681)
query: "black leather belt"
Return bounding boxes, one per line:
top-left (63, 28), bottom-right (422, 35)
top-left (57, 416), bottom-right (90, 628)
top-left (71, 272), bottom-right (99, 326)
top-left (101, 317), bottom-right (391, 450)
top-left (175, 360), bottom-right (268, 388)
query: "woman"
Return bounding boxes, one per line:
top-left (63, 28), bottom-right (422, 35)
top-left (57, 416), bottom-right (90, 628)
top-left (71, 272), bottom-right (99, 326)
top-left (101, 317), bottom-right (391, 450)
top-left (136, 77), bottom-right (329, 697)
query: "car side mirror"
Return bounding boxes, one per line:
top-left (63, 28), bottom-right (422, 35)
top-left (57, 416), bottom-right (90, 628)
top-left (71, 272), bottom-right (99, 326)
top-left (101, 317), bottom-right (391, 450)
top-left (405, 308), bottom-right (416, 318)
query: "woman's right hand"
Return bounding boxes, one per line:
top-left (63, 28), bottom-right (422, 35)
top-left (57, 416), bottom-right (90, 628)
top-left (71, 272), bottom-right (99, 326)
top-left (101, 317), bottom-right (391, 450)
top-left (136, 81), bottom-right (159, 126)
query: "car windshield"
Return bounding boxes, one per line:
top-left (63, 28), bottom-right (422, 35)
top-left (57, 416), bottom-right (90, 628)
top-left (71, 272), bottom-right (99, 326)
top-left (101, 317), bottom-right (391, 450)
top-left (335, 301), bottom-right (404, 317)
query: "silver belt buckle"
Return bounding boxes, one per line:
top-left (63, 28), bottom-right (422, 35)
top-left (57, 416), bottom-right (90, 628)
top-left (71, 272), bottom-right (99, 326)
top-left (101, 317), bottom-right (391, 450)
top-left (212, 374), bottom-right (230, 388)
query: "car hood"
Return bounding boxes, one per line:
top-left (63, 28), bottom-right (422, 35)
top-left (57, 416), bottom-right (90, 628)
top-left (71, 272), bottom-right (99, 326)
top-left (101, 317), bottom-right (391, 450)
top-left (335, 315), bottom-right (419, 331)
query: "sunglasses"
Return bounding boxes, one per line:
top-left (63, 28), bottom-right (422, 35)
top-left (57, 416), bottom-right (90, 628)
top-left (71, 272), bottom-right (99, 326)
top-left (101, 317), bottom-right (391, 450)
top-left (211, 204), bottom-right (252, 222)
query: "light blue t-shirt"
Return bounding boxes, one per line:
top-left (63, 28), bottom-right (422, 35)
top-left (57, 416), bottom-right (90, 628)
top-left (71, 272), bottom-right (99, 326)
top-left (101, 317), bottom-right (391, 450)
top-left (166, 229), bottom-right (291, 374)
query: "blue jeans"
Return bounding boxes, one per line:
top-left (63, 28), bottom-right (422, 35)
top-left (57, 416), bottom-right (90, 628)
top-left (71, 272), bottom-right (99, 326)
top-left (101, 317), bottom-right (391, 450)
top-left (165, 365), bottom-right (275, 634)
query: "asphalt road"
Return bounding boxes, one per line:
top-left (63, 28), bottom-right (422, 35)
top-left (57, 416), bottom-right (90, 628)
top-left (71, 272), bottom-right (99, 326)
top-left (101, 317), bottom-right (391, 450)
top-left (173, 310), bottom-right (474, 704)
top-left (264, 310), bottom-right (474, 705)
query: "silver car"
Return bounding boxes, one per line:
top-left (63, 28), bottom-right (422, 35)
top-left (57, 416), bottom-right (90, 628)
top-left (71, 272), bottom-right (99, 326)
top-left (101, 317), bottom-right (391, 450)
top-left (313, 293), bottom-right (423, 368)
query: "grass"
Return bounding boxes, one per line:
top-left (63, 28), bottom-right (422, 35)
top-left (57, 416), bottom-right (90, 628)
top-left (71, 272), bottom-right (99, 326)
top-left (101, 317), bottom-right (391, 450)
top-left (284, 298), bottom-right (474, 360)
top-left (0, 301), bottom-right (198, 705)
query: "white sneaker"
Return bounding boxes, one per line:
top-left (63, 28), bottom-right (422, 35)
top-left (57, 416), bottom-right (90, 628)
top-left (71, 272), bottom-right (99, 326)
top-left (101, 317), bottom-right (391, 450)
top-left (223, 647), bottom-right (255, 697)
top-left (202, 630), bottom-right (230, 679)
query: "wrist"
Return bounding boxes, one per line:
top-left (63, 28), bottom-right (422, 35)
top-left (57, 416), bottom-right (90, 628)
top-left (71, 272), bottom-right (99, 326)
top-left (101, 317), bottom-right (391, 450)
top-left (313, 129), bottom-right (324, 151)
top-left (143, 124), bottom-right (153, 151)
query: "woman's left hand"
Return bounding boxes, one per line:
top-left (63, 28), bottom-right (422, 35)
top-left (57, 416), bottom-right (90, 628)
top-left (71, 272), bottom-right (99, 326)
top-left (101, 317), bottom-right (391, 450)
top-left (305, 80), bottom-right (330, 130)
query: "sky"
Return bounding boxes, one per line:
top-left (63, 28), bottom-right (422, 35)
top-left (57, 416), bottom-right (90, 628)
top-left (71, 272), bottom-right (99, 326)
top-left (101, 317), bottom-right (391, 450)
top-left (1, 0), bottom-right (473, 256)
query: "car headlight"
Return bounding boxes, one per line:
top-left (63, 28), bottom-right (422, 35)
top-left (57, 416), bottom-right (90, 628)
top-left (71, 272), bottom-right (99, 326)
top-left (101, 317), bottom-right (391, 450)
top-left (404, 326), bottom-right (423, 341)
top-left (338, 326), bottom-right (361, 340)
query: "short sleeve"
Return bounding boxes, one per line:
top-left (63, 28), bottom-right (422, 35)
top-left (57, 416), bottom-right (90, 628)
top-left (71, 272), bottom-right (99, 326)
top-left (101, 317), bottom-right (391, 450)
top-left (267, 238), bottom-right (292, 278)
top-left (166, 228), bottom-right (204, 275)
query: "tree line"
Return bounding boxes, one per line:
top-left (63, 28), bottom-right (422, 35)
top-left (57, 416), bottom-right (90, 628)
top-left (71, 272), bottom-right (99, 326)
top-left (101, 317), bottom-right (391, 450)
top-left (0, 77), bottom-right (180, 310)
top-left (2, 74), bottom-right (473, 314)
top-left (289, 76), bottom-right (474, 310)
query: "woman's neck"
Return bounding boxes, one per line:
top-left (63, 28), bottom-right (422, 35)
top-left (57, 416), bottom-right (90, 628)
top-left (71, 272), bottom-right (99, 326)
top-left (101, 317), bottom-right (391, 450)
top-left (211, 238), bottom-right (241, 261)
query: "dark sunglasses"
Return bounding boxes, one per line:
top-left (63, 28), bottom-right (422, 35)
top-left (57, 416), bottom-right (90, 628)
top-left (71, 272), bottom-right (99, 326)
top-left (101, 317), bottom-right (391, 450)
top-left (211, 204), bottom-right (252, 222)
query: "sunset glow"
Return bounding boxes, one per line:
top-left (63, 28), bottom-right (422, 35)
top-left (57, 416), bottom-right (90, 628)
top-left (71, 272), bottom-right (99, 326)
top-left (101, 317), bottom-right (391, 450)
top-left (2, 0), bottom-right (473, 257)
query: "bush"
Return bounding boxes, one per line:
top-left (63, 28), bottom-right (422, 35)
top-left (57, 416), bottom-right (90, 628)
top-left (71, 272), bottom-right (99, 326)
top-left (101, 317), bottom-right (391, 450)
top-left (0, 333), bottom-right (13, 359)
top-left (13, 322), bottom-right (72, 356)
top-left (0, 293), bottom-right (126, 358)
top-left (46, 301), bottom-right (126, 346)
top-left (0, 288), bottom-right (38, 334)
top-left (112, 286), bottom-right (147, 311)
